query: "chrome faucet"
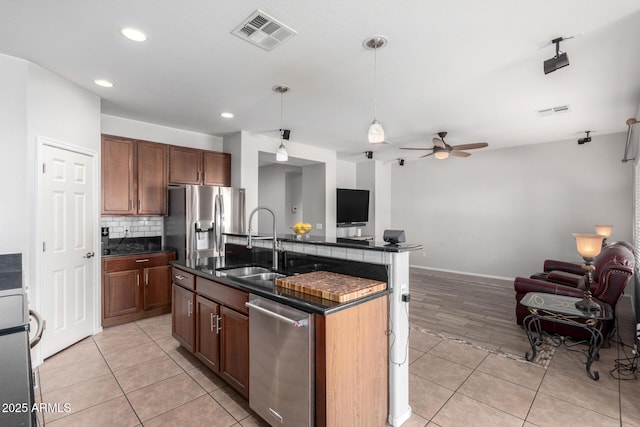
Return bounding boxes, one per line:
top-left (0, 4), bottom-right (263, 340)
top-left (247, 206), bottom-right (279, 270)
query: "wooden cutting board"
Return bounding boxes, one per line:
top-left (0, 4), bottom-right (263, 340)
top-left (275, 271), bottom-right (386, 303)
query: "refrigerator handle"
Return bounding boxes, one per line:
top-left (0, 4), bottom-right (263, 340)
top-left (215, 194), bottom-right (223, 253)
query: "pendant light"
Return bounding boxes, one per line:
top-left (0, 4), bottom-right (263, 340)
top-left (273, 85), bottom-right (290, 161)
top-left (364, 36), bottom-right (388, 144)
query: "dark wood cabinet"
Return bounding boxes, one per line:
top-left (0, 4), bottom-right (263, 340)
top-left (196, 296), bottom-right (220, 374)
top-left (102, 252), bottom-right (176, 327)
top-left (101, 135), bottom-right (167, 216)
top-left (102, 135), bottom-right (135, 215)
top-left (168, 145), bottom-right (231, 186)
top-left (203, 151), bottom-right (231, 186)
top-left (103, 269), bottom-right (140, 317)
top-left (137, 140), bottom-right (168, 215)
top-left (219, 305), bottom-right (249, 398)
top-left (143, 265), bottom-right (172, 310)
top-left (172, 283), bottom-right (196, 352)
top-left (172, 266), bottom-right (249, 398)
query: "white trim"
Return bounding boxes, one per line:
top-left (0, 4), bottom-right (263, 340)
top-left (409, 264), bottom-right (515, 282)
top-left (33, 136), bottom-right (102, 366)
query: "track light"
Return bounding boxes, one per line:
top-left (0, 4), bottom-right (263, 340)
top-left (578, 130), bottom-right (592, 145)
top-left (544, 37), bottom-right (570, 75)
top-left (365, 151), bottom-right (373, 159)
top-left (398, 158), bottom-right (405, 166)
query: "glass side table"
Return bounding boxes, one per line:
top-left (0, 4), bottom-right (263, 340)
top-left (520, 292), bottom-right (613, 380)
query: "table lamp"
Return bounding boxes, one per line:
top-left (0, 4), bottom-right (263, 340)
top-left (594, 225), bottom-right (612, 246)
top-left (573, 233), bottom-right (605, 311)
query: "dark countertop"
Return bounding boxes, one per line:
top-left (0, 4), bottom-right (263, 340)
top-left (172, 257), bottom-right (391, 315)
top-left (224, 232), bottom-right (422, 253)
top-left (102, 248), bottom-right (176, 258)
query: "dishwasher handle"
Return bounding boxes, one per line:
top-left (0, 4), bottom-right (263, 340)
top-left (245, 301), bottom-right (308, 328)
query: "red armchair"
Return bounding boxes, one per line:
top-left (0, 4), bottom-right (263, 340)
top-left (514, 242), bottom-right (635, 338)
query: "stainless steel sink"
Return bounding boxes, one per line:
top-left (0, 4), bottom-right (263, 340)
top-left (243, 272), bottom-right (284, 281)
top-left (217, 266), bottom-right (271, 277)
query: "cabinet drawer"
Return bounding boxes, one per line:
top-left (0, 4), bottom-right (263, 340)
top-left (196, 277), bottom-right (248, 314)
top-left (173, 267), bottom-right (195, 290)
top-left (104, 252), bottom-right (175, 272)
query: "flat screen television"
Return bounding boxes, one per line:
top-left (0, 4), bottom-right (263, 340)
top-left (336, 188), bottom-right (370, 225)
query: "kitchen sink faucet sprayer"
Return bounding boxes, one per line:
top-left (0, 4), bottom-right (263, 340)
top-left (247, 206), bottom-right (279, 270)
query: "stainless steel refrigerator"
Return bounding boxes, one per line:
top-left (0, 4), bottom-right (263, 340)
top-left (165, 185), bottom-right (246, 261)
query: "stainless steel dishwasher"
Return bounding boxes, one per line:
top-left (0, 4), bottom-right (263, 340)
top-left (246, 294), bottom-right (315, 426)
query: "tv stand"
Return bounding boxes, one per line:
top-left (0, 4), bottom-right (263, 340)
top-left (337, 223), bottom-right (366, 228)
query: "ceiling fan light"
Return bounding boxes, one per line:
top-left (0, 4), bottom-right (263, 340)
top-left (276, 142), bottom-right (288, 162)
top-left (434, 150), bottom-right (449, 160)
top-left (368, 119), bottom-right (385, 143)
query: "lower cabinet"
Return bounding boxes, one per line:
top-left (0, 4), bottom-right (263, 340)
top-left (102, 252), bottom-right (176, 327)
top-left (195, 295), bottom-right (220, 373)
top-left (172, 283), bottom-right (196, 352)
top-left (172, 267), bottom-right (249, 399)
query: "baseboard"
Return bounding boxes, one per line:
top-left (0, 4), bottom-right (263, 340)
top-left (409, 264), bottom-right (514, 282)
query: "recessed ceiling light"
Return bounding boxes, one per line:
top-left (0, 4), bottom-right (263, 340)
top-left (121, 27), bottom-right (147, 42)
top-left (220, 112), bottom-right (234, 119)
top-left (94, 79), bottom-right (114, 88)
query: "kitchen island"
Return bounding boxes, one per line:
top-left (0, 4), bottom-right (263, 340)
top-left (170, 234), bottom-right (420, 426)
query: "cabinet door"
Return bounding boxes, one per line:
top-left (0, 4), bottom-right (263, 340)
top-left (196, 296), bottom-right (220, 374)
top-left (202, 151), bottom-right (231, 186)
top-left (172, 284), bottom-right (196, 352)
top-left (103, 269), bottom-right (140, 318)
top-left (220, 306), bottom-right (249, 398)
top-left (168, 146), bottom-right (202, 185)
top-left (137, 141), bottom-right (167, 215)
top-left (102, 135), bottom-right (135, 215)
top-left (143, 265), bottom-right (172, 310)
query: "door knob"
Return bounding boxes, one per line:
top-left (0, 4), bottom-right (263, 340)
top-left (84, 251), bottom-right (95, 258)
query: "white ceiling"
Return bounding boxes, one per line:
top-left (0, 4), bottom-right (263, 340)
top-left (2, 1), bottom-right (640, 162)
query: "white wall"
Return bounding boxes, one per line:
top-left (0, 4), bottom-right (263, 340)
top-left (353, 160), bottom-right (392, 239)
top-left (101, 114), bottom-right (223, 150)
top-left (285, 171), bottom-right (303, 227)
top-left (0, 55), bottom-right (28, 257)
top-left (336, 160), bottom-right (356, 187)
top-left (227, 131), bottom-right (337, 238)
top-left (391, 132), bottom-right (633, 278)
top-left (258, 164), bottom-right (295, 234)
top-left (302, 163), bottom-right (326, 236)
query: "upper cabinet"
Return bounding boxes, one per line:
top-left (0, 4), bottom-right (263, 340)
top-left (101, 134), bottom-right (167, 216)
top-left (169, 146), bottom-right (231, 187)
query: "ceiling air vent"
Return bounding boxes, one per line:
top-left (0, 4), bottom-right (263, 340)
top-left (232, 10), bottom-right (297, 51)
top-left (536, 104), bottom-right (571, 117)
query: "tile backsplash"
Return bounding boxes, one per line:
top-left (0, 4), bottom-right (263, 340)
top-left (101, 216), bottom-right (164, 239)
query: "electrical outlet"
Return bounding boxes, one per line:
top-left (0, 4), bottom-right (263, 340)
top-left (316, 223), bottom-right (323, 230)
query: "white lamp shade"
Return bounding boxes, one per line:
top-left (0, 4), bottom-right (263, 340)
top-left (594, 225), bottom-right (613, 238)
top-left (276, 143), bottom-right (288, 162)
top-left (573, 233), bottom-right (604, 258)
top-left (368, 119), bottom-right (385, 143)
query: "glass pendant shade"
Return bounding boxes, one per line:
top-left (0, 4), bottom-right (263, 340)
top-left (368, 119), bottom-right (385, 143)
top-left (276, 142), bottom-right (288, 162)
top-left (594, 225), bottom-right (612, 238)
top-left (573, 233), bottom-right (604, 258)
top-left (434, 150), bottom-right (450, 160)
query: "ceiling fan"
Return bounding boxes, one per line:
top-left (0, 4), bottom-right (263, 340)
top-left (401, 132), bottom-right (488, 159)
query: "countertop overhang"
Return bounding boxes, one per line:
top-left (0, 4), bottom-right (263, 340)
top-left (172, 257), bottom-right (391, 315)
top-left (224, 232), bottom-right (422, 253)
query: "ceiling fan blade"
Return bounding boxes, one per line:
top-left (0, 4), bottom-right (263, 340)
top-left (451, 142), bottom-right (488, 151)
top-left (449, 150), bottom-right (471, 158)
top-left (420, 152), bottom-right (435, 158)
top-left (432, 137), bottom-right (446, 148)
top-left (400, 147), bottom-right (435, 151)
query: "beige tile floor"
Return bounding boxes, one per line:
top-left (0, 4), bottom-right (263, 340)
top-left (36, 308), bottom-right (640, 426)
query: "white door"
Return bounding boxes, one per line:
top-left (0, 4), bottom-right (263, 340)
top-left (40, 144), bottom-right (95, 358)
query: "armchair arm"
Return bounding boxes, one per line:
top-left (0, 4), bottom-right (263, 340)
top-left (546, 270), bottom-right (586, 289)
top-left (543, 259), bottom-right (584, 275)
top-left (514, 276), bottom-right (585, 298)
